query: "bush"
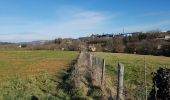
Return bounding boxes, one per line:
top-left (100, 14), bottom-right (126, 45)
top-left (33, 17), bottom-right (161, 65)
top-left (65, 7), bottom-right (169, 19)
top-left (149, 68), bottom-right (170, 100)
top-left (161, 45), bottom-right (170, 56)
top-left (88, 86), bottom-right (103, 98)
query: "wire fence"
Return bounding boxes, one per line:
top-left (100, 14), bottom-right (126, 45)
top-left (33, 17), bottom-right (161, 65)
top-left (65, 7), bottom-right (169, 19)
top-left (103, 53), bottom-right (170, 100)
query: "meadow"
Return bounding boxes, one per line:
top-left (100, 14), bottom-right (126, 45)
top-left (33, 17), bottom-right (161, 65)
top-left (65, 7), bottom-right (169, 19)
top-left (0, 50), bottom-right (79, 100)
top-left (0, 51), bottom-right (170, 99)
top-left (0, 50), bottom-right (78, 79)
top-left (93, 52), bottom-right (170, 99)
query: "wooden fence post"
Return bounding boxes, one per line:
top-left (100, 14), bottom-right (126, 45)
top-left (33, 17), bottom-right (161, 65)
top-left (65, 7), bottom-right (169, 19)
top-left (144, 56), bottom-right (147, 100)
top-left (117, 63), bottom-right (124, 100)
top-left (90, 54), bottom-right (93, 68)
top-left (101, 59), bottom-right (105, 86)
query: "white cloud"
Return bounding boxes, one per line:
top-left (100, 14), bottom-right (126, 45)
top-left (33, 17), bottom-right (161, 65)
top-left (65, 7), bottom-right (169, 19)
top-left (1, 6), bottom-right (170, 42)
top-left (52, 11), bottom-right (107, 33)
top-left (0, 8), bottom-right (112, 42)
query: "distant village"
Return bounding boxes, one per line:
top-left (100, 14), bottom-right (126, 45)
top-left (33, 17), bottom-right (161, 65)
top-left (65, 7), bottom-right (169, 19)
top-left (80, 30), bottom-right (170, 55)
top-left (80, 30), bottom-right (170, 39)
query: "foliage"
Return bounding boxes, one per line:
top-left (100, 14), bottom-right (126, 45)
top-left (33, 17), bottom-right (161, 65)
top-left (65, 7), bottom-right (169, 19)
top-left (138, 33), bottom-right (147, 41)
top-left (54, 38), bottom-right (62, 44)
top-left (20, 44), bottom-right (27, 48)
top-left (85, 32), bottom-right (170, 56)
top-left (149, 68), bottom-right (170, 100)
top-left (161, 45), bottom-right (170, 56)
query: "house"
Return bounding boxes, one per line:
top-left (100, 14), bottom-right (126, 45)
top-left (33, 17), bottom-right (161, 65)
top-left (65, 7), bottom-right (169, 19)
top-left (61, 48), bottom-right (65, 51)
top-left (91, 34), bottom-right (113, 38)
top-left (18, 44), bottom-right (22, 48)
top-left (157, 45), bottom-right (162, 49)
top-left (113, 33), bottom-right (133, 37)
top-left (167, 30), bottom-right (170, 33)
top-left (122, 33), bottom-right (133, 37)
top-left (88, 45), bottom-right (96, 52)
top-left (100, 34), bottom-right (113, 38)
top-left (165, 35), bottom-right (170, 40)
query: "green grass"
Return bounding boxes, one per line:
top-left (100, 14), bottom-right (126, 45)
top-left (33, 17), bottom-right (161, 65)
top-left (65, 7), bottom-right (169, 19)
top-left (0, 50), bottom-right (78, 79)
top-left (1, 51), bottom-right (170, 99)
top-left (93, 52), bottom-right (170, 99)
top-left (0, 50), bottom-right (79, 100)
top-left (0, 72), bottom-right (71, 100)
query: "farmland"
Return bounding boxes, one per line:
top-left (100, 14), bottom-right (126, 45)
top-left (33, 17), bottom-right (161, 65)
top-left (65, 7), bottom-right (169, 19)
top-left (0, 50), bottom-right (78, 78)
top-left (93, 52), bottom-right (170, 99)
top-left (0, 51), bottom-right (169, 99)
top-left (0, 50), bottom-right (79, 100)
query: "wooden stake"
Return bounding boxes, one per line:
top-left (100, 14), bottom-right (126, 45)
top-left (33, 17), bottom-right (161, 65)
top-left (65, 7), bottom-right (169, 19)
top-left (101, 59), bottom-right (105, 86)
top-left (117, 63), bottom-right (124, 100)
top-left (144, 56), bottom-right (147, 100)
top-left (89, 54), bottom-right (93, 67)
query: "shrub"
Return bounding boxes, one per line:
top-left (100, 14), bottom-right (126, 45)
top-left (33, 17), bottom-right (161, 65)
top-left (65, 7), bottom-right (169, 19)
top-left (149, 68), bottom-right (170, 100)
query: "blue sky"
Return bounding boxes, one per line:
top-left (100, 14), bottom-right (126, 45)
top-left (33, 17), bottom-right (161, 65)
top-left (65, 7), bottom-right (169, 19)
top-left (0, 0), bottom-right (170, 42)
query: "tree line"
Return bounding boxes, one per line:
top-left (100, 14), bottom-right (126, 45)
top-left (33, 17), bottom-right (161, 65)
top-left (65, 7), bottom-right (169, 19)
top-left (85, 32), bottom-right (170, 57)
top-left (0, 32), bottom-right (170, 57)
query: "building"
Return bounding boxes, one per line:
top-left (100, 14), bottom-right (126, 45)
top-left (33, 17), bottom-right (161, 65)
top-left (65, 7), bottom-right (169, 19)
top-left (88, 45), bottom-right (96, 52)
top-left (91, 34), bottom-right (113, 38)
top-left (165, 35), bottom-right (170, 40)
top-left (18, 44), bottom-right (22, 48)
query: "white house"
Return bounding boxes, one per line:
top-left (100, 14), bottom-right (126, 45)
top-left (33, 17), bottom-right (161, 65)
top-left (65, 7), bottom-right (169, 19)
top-left (18, 44), bottom-right (22, 48)
top-left (165, 35), bottom-right (170, 40)
top-left (88, 45), bottom-right (96, 52)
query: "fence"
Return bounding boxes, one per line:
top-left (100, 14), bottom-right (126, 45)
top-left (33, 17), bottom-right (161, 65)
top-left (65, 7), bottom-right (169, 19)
top-left (72, 52), bottom-right (106, 88)
top-left (70, 51), bottom-right (170, 99)
top-left (72, 52), bottom-right (127, 99)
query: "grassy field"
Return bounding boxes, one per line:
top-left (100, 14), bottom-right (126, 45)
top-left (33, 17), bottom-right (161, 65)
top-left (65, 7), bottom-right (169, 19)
top-left (0, 50), bottom-right (79, 100)
top-left (0, 51), bottom-right (170, 99)
top-left (0, 50), bottom-right (78, 79)
top-left (93, 52), bottom-right (170, 99)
